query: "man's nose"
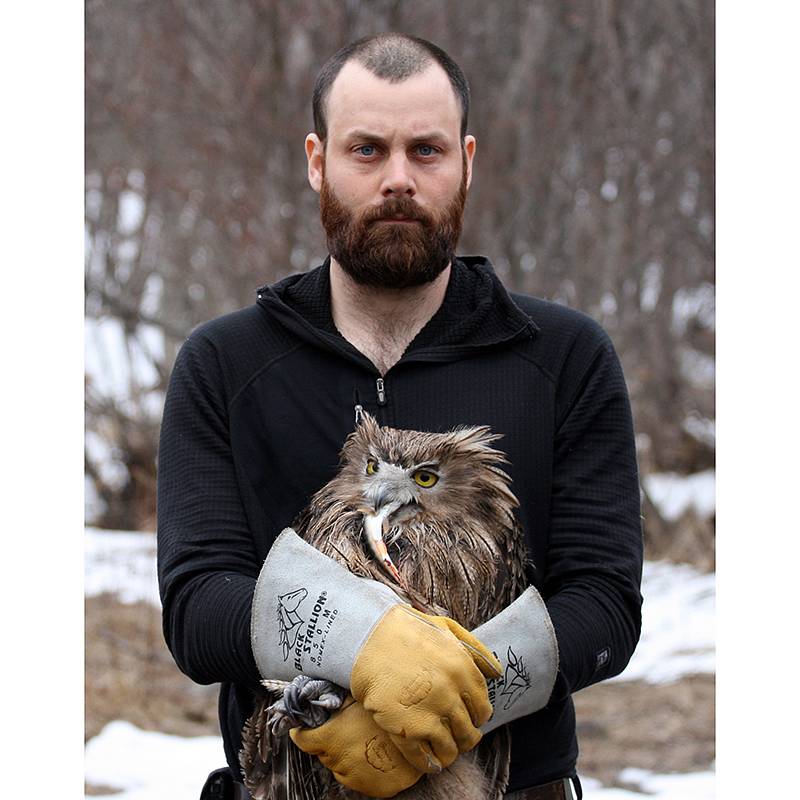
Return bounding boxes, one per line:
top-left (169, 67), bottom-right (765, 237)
top-left (380, 153), bottom-right (416, 197)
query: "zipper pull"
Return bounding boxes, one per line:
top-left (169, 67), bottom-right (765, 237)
top-left (376, 378), bottom-right (387, 406)
top-left (353, 387), bottom-right (364, 426)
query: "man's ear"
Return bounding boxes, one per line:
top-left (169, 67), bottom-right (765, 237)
top-left (463, 135), bottom-right (476, 190)
top-left (306, 134), bottom-right (324, 193)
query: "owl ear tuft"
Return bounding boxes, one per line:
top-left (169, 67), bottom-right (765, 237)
top-left (340, 410), bottom-right (381, 461)
top-left (356, 410), bottom-right (380, 436)
top-left (357, 409), bottom-right (377, 425)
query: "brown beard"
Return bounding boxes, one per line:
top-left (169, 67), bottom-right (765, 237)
top-left (319, 159), bottom-right (467, 290)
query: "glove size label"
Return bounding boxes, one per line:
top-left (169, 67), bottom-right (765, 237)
top-left (277, 587), bottom-right (340, 672)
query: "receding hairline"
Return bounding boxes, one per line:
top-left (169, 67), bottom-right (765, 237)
top-left (312, 34), bottom-right (470, 141)
top-left (325, 60), bottom-right (460, 133)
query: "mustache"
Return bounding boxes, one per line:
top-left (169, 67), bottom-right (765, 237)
top-left (360, 195), bottom-right (433, 226)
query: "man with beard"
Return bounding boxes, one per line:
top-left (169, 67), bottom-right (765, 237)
top-left (158, 33), bottom-right (642, 800)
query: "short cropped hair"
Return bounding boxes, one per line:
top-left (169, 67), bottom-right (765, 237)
top-left (312, 33), bottom-right (470, 140)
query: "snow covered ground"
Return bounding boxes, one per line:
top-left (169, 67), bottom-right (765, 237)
top-left (85, 721), bottom-right (225, 800)
top-left (609, 559), bottom-right (714, 684)
top-left (84, 720), bottom-right (715, 799)
top-left (85, 528), bottom-right (162, 606)
top-left (85, 528), bottom-right (715, 798)
top-left (581, 769), bottom-right (715, 799)
top-left (643, 469), bottom-right (715, 523)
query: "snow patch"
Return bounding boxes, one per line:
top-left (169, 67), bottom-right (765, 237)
top-left (683, 415), bottom-right (715, 447)
top-left (85, 527), bottom-right (160, 606)
top-left (644, 470), bottom-right (715, 522)
top-left (678, 346), bottom-right (715, 390)
top-left (612, 560), bottom-right (715, 684)
top-left (85, 316), bottom-right (165, 401)
top-left (601, 180), bottom-right (618, 201)
top-left (672, 283), bottom-right (715, 334)
top-left (640, 262), bottom-right (663, 311)
top-left (83, 721), bottom-right (714, 799)
top-left (582, 768), bottom-right (715, 798)
top-left (118, 189), bottom-right (146, 234)
top-left (84, 720), bottom-right (224, 800)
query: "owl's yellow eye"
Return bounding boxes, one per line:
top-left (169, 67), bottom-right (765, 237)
top-left (366, 459), bottom-right (379, 475)
top-left (412, 470), bottom-right (439, 488)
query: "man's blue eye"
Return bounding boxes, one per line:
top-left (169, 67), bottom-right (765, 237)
top-left (357, 145), bottom-right (375, 157)
top-left (417, 145), bottom-right (435, 156)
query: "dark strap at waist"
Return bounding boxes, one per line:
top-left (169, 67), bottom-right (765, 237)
top-left (200, 768), bottom-right (251, 800)
top-left (506, 776), bottom-right (577, 800)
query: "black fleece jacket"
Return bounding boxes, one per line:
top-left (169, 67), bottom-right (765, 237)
top-left (156, 257), bottom-right (643, 791)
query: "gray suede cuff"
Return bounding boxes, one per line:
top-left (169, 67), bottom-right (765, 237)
top-left (250, 528), bottom-right (400, 687)
top-left (473, 586), bottom-right (559, 732)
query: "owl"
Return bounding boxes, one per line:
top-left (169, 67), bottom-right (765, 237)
top-left (240, 412), bottom-right (529, 800)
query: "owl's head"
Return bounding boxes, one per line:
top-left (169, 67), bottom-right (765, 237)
top-left (335, 412), bottom-right (518, 524)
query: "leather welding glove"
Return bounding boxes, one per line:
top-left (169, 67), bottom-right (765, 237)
top-left (471, 586), bottom-right (559, 733)
top-left (251, 529), bottom-right (501, 773)
top-left (290, 696), bottom-right (423, 798)
top-left (350, 604), bottom-right (500, 772)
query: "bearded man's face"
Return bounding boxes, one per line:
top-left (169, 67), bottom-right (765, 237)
top-left (305, 61), bottom-right (476, 289)
top-left (319, 157), bottom-right (467, 290)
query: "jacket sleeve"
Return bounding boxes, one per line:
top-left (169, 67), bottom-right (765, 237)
top-left (156, 329), bottom-right (263, 691)
top-left (543, 321), bottom-right (643, 700)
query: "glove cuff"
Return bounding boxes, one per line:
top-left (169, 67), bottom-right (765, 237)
top-left (473, 586), bottom-right (559, 732)
top-left (251, 529), bottom-right (400, 686)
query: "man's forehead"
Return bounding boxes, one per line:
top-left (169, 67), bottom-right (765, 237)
top-left (325, 60), bottom-right (461, 141)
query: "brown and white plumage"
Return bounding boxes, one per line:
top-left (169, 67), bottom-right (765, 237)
top-left (240, 413), bottom-right (530, 800)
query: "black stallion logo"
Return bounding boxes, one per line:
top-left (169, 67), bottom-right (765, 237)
top-left (277, 587), bottom-right (308, 662)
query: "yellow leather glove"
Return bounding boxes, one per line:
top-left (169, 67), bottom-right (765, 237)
top-left (251, 533), bottom-right (501, 777)
top-left (290, 696), bottom-right (423, 798)
top-left (350, 605), bottom-right (502, 774)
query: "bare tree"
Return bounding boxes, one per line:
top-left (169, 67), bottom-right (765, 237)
top-left (86, 0), bottom-right (714, 561)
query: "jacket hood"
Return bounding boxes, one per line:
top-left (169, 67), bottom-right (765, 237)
top-left (256, 256), bottom-right (537, 369)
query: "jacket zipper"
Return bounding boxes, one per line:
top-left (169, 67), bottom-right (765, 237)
top-left (375, 377), bottom-right (387, 406)
top-left (353, 387), bottom-right (363, 425)
top-left (352, 380), bottom-right (387, 425)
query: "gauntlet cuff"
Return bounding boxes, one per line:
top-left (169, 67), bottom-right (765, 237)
top-left (251, 528), bottom-right (399, 687)
top-left (473, 586), bottom-right (559, 732)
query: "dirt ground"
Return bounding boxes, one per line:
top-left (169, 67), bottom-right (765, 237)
top-left (85, 594), bottom-right (220, 742)
top-left (86, 594), bottom-right (714, 794)
top-left (573, 674), bottom-right (715, 787)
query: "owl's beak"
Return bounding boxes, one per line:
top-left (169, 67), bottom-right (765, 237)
top-left (372, 490), bottom-right (417, 517)
top-left (366, 464), bottom-right (418, 516)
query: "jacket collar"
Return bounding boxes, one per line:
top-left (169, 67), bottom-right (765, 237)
top-left (256, 256), bottom-right (537, 366)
